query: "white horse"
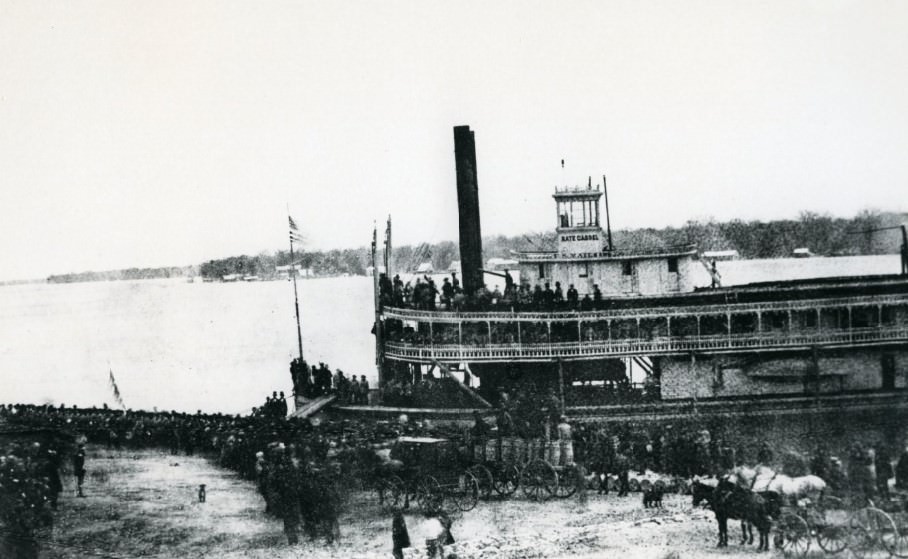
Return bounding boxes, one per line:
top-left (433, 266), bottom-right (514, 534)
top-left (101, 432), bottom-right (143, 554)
top-left (727, 465), bottom-right (826, 500)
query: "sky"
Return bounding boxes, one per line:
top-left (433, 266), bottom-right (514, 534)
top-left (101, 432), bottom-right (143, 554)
top-left (1, 0), bottom-right (907, 281)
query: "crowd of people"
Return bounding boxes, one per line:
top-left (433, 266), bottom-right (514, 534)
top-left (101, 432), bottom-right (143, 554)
top-left (290, 359), bottom-right (371, 405)
top-left (0, 396), bottom-right (456, 552)
top-left (5, 393), bottom-right (908, 555)
top-left (379, 271), bottom-right (621, 314)
top-left (0, 433), bottom-right (60, 558)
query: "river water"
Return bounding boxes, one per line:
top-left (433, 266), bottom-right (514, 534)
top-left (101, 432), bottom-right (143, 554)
top-left (0, 254), bottom-right (901, 413)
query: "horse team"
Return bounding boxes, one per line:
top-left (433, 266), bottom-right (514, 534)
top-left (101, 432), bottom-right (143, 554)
top-left (692, 466), bottom-right (828, 551)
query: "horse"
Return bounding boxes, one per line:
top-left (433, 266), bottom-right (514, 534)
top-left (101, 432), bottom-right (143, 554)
top-left (692, 479), bottom-right (753, 546)
top-left (693, 478), bottom-right (779, 550)
top-left (728, 465), bottom-right (827, 505)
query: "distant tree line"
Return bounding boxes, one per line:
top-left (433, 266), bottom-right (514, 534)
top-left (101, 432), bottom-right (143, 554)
top-left (47, 266), bottom-right (198, 284)
top-left (48, 210), bottom-right (906, 283)
top-left (198, 209), bottom-right (906, 280)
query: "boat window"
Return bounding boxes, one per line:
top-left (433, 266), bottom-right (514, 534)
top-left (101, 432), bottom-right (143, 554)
top-left (538, 263), bottom-right (545, 278)
top-left (622, 260), bottom-right (632, 276)
top-left (667, 257), bottom-right (678, 273)
top-left (579, 262), bottom-right (589, 278)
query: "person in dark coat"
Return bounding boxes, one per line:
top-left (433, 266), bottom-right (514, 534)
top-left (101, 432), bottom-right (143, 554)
top-left (392, 512), bottom-right (410, 559)
top-left (895, 446), bottom-right (908, 490)
top-left (73, 444), bottom-right (86, 497)
top-left (876, 445), bottom-right (894, 498)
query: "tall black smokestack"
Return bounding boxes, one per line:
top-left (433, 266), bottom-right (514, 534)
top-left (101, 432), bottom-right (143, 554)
top-left (454, 125), bottom-right (483, 296)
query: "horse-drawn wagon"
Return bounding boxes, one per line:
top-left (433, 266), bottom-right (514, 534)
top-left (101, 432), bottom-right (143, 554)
top-left (465, 436), bottom-right (581, 501)
top-left (374, 436), bottom-right (479, 515)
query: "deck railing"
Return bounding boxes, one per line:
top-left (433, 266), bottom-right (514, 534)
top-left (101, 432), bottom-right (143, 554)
top-left (383, 325), bottom-right (908, 363)
top-left (382, 293), bottom-right (908, 324)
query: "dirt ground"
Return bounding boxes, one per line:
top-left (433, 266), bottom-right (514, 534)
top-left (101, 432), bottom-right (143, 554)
top-left (38, 447), bottom-right (804, 559)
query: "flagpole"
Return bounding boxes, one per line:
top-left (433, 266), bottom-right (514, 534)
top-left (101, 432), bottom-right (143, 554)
top-left (288, 216), bottom-right (304, 361)
top-left (372, 225), bottom-right (384, 384)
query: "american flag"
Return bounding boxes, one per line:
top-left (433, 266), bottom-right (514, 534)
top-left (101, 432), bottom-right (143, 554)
top-left (289, 216), bottom-right (303, 243)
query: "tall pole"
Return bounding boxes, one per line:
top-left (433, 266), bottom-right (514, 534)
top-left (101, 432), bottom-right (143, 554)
top-left (384, 215), bottom-right (392, 278)
top-left (372, 226), bottom-right (384, 383)
top-left (289, 231), bottom-right (304, 361)
top-left (602, 175), bottom-right (614, 252)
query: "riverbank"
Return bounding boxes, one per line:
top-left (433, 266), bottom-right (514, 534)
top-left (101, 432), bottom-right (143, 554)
top-left (35, 446), bottom-right (797, 559)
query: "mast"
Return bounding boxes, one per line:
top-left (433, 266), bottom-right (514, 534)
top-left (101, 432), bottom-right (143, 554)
top-left (384, 215), bottom-right (392, 277)
top-left (602, 174), bottom-right (614, 252)
top-left (288, 215), bottom-right (304, 361)
top-left (372, 225), bottom-right (384, 382)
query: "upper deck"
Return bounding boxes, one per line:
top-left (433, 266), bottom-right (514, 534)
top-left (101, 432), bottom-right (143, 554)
top-left (379, 275), bottom-right (908, 363)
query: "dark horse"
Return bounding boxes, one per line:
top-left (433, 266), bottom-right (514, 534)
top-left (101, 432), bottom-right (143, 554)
top-left (692, 479), bottom-right (780, 551)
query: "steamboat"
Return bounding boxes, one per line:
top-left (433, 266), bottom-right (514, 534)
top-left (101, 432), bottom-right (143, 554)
top-left (352, 126), bottom-right (908, 440)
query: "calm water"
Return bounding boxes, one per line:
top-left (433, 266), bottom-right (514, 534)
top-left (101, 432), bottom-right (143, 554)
top-left (0, 254), bottom-right (901, 413)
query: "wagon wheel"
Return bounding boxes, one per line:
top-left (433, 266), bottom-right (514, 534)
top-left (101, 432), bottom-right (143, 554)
top-left (493, 464), bottom-right (520, 497)
top-left (467, 465), bottom-right (494, 500)
top-left (639, 479), bottom-right (652, 493)
top-left (815, 496), bottom-right (849, 554)
top-left (848, 507), bottom-right (898, 559)
top-left (555, 464), bottom-right (578, 499)
top-left (774, 511), bottom-right (811, 557)
top-left (449, 471), bottom-right (479, 512)
top-left (416, 475), bottom-right (445, 513)
top-left (653, 480), bottom-right (667, 493)
top-left (520, 459), bottom-right (558, 501)
top-left (607, 476), bottom-right (618, 492)
top-left (628, 478), bottom-right (640, 493)
top-left (891, 526), bottom-right (908, 559)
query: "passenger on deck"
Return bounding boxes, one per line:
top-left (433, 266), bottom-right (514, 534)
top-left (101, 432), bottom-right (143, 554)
top-left (441, 278), bottom-right (454, 310)
top-left (580, 294), bottom-right (593, 311)
top-left (566, 284), bottom-right (579, 308)
top-left (350, 376), bottom-right (361, 405)
top-left (543, 283), bottom-right (554, 309)
top-left (360, 375), bottom-right (370, 405)
top-left (593, 284), bottom-right (603, 307)
top-left (553, 282), bottom-right (564, 306)
top-left (533, 284), bottom-right (544, 307)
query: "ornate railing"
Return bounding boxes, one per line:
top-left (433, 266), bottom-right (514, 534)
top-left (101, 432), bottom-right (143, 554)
top-left (383, 293), bottom-right (908, 324)
top-left (383, 325), bottom-right (908, 363)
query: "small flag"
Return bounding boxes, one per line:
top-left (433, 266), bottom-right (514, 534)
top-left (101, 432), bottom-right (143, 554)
top-left (289, 216), bottom-right (299, 231)
top-left (108, 367), bottom-right (126, 409)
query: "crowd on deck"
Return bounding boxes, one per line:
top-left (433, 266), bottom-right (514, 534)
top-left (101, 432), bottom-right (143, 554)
top-left (290, 359), bottom-right (370, 405)
top-left (379, 271), bottom-right (620, 314)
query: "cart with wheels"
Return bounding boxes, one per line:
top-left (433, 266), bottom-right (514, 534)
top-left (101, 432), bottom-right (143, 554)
top-left (382, 436), bottom-right (480, 515)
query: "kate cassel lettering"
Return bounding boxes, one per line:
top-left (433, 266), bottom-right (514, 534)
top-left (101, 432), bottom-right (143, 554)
top-left (560, 234), bottom-right (598, 242)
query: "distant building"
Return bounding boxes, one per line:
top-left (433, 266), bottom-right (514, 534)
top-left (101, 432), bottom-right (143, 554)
top-left (276, 265), bottom-right (313, 279)
top-left (793, 247), bottom-right (815, 258)
top-left (366, 265), bottom-right (387, 277)
top-left (415, 262), bottom-right (434, 274)
top-left (486, 257), bottom-right (519, 270)
top-left (702, 249), bottom-right (740, 261)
